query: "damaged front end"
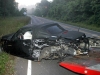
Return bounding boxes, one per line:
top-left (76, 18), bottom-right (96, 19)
top-left (32, 36), bottom-right (100, 61)
top-left (29, 36), bottom-right (90, 61)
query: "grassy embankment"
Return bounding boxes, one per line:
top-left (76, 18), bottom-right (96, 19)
top-left (0, 16), bottom-right (30, 75)
top-left (46, 17), bottom-right (100, 32)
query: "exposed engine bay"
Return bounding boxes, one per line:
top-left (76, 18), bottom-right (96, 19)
top-left (29, 37), bottom-right (100, 61)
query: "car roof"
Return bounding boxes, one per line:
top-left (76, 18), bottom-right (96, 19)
top-left (19, 22), bottom-right (63, 39)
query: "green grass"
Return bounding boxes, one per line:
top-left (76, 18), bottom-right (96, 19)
top-left (0, 52), bottom-right (14, 75)
top-left (0, 16), bottom-right (30, 75)
top-left (0, 16), bottom-right (30, 37)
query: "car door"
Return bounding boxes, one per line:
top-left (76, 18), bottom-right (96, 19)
top-left (12, 30), bottom-right (33, 56)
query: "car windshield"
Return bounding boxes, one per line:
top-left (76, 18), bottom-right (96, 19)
top-left (46, 25), bottom-right (64, 34)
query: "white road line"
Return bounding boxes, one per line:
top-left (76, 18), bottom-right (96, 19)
top-left (27, 60), bottom-right (32, 75)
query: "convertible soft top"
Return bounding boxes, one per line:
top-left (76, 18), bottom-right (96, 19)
top-left (19, 22), bottom-right (64, 39)
top-left (18, 22), bottom-right (85, 40)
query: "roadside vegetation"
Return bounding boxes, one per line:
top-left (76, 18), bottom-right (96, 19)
top-left (0, 0), bottom-right (30, 75)
top-left (0, 16), bottom-right (30, 75)
top-left (33, 0), bottom-right (100, 32)
top-left (0, 0), bottom-right (27, 17)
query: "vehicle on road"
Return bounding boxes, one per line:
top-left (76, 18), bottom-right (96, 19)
top-left (0, 22), bottom-right (100, 61)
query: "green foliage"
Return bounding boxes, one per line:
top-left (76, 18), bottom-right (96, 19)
top-left (0, 16), bottom-right (30, 37)
top-left (0, 52), bottom-right (9, 75)
top-left (0, 0), bottom-right (25, 17)
top-left (0, 16), bottom-right (30, 75)
top-left (33, 0), bottom-right (100, 27)
top-left (34, 0), bottom-right (51, 17)
top-left (20, 8), bottom-right (27, 16)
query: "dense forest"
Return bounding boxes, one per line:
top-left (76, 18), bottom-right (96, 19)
top-left (0, 0), bottom-right (26, 17)
top-left (34, 0), bottom-right (100, 26)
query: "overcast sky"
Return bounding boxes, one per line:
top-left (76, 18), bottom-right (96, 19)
top-left (16, 0), bottom-right (53, 6)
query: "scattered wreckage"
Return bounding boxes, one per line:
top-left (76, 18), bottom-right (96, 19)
top-left (0, 22), bottom-right (100, 62)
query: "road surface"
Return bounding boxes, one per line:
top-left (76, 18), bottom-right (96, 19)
top-left (14, 15), bottom-right (100, 75)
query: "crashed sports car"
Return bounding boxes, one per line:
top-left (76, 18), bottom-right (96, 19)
top-left (0, 23), bottom-right (100, 61)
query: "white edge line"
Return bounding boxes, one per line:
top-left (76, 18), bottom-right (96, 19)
top-left (27, 60), bottom-right (32, 75)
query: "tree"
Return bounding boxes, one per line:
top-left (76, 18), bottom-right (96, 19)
top-left (34, 0), bottom-right (51, 17)
top-left (33, 0), bottom-right (100, 26)
top-left (0, 0), bottom-right (22, 17)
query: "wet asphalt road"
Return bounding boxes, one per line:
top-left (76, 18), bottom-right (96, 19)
top-left (15, 57), bottom-right (78, 75)
top-left (32, 60), bottom-right (78, 75)
top-left (14, 15), bottom-right (100, 75)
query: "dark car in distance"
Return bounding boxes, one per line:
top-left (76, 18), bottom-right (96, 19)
top-left (0, 23), bottom-right (89, 61)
